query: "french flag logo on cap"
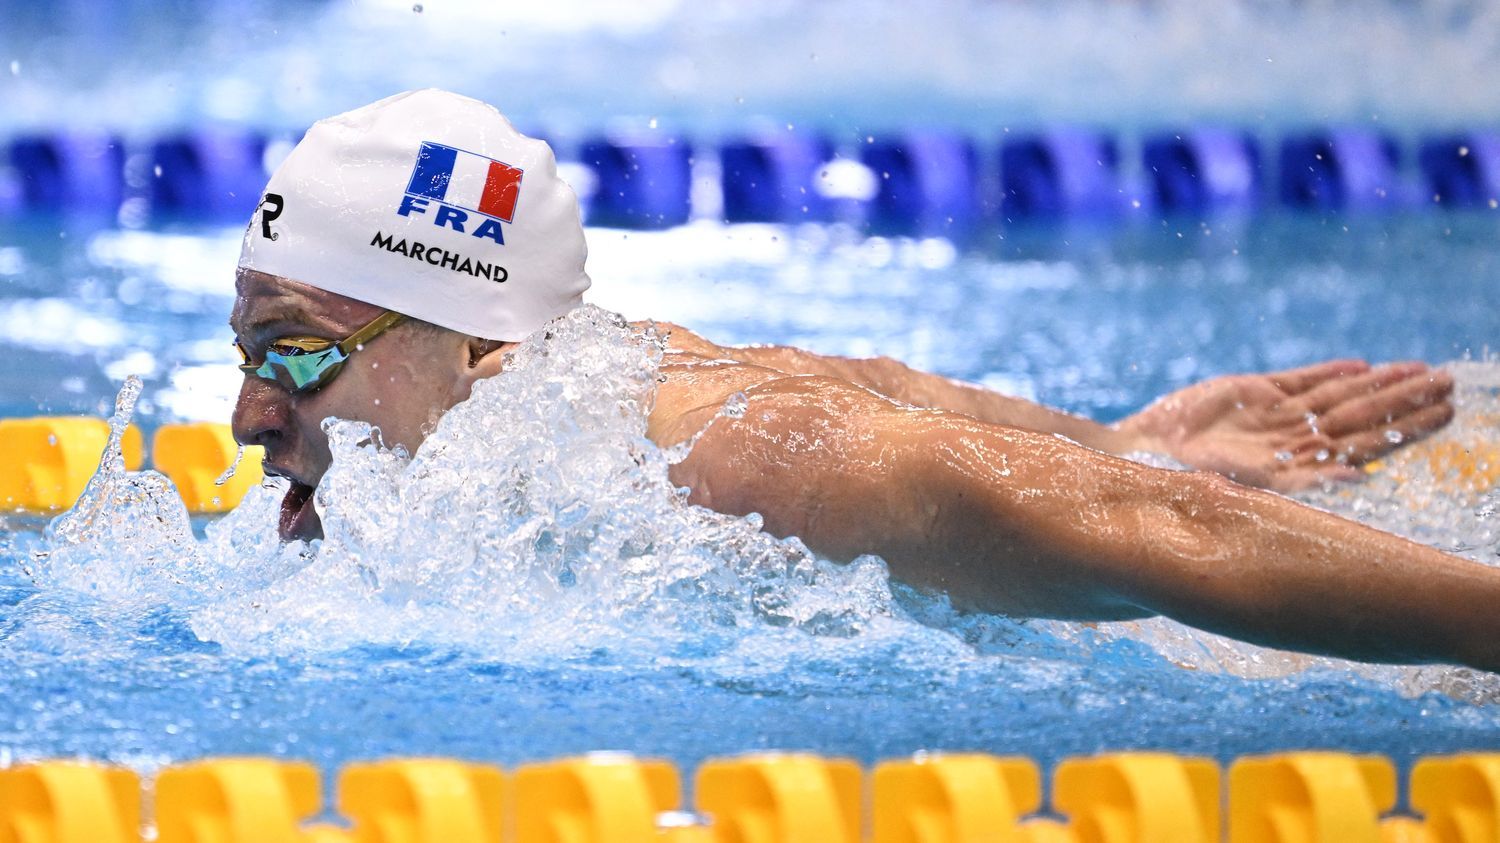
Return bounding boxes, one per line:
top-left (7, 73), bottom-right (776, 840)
top-left (405, 141), bottom-right (524, 223)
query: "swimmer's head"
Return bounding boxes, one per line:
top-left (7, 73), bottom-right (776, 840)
top-left (239, 88), bottom-right (590, 340)
top-left (231, 90), bottom-right (583, 540)
top-left (231, 268), bottom-right (512, 541)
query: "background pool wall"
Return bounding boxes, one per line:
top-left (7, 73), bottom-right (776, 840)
top-left (8, 0), bottom-right (1500, 131)
top-left (4, 123), bottom-right (1498, 236)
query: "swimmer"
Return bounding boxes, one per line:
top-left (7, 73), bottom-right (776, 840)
top-left (232, 90), bottom-right (1488, 670)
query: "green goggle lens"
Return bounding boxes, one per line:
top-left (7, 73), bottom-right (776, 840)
top-left (236, 311), bottom-right (406, 395)
top-left (254, 346), bottom-right (349, 392)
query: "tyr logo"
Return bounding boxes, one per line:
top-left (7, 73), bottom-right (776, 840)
top-left (260, 193), bottom-right (284, 240)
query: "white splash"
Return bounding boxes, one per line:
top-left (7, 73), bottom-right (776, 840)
top-left (30, 306), bottom-right (901, 660)
top-left (28, 376), bottom-right (210, 601)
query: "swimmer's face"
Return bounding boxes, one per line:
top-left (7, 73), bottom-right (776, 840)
top-left (230, 269), bottom-right (510, 541)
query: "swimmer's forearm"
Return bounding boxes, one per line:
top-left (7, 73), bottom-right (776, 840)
top-left (1115, 472), bottom-right (1500, 670)
top-left (931, 439), bottom-right (1500, 669)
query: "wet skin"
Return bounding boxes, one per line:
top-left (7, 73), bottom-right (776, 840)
top-left (232, 271), bottom-right (1500, 670)
top-left (647, 342), bottom-right (1500, 671)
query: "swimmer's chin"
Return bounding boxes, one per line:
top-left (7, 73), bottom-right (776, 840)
top-left (278, 480), bottom-right (323, 542)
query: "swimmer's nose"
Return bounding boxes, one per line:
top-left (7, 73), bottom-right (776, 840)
top-left (231, 376), bottom-right (288, 451)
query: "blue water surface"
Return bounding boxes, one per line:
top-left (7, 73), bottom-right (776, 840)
top-left (3, 213), bottom-right (1500, 782)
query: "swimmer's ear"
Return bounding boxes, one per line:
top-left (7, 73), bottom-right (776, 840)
top-left (466, 337), bottom-right (513, 372)
top-left (453, 337), bottom-right (514, 400)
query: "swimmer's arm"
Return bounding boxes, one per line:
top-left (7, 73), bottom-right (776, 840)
top-left (714, 342), bottom-right (1454, 493)
top-left (668, 376), bottom-right (1500, 670)
top-left (700, 342), bottom-right (1134, 451)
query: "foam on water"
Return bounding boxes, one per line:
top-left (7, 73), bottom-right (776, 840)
top-left (14, 303), bottom-right (1500, 706)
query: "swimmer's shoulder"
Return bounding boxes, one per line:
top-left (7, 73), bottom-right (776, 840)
top-left (629, 320), bottom-right (726, 359)
top-left (631, 320), bottom-right (913, 452)
top-left (631, 320), bottom-right (769, 439)
top-left (631, 320), bottom-right (819, 446)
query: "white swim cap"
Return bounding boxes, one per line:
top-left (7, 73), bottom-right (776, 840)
top-left (238, 89), bottom-right (590, 341)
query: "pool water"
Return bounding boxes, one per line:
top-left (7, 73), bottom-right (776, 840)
top-left (4, 212), bottom-right (1500, 782)
top-left (6, 0), bottom-right (1500, 788)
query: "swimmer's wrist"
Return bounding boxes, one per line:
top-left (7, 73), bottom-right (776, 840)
top-left (1106, 418), bottom-right (1166, 457)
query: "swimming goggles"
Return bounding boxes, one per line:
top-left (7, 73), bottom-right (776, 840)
top-left (235, 311), bottom-right (407, 394)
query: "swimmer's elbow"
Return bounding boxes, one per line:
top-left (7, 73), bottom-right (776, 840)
top-left (1109, 467), bottom-right (1289, 625)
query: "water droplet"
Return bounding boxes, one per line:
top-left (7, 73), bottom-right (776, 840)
top-left (721, 391), bottom-right (748, 419)
top-left (1275, 450), bottom-right (1294, 462)
top-left (213, 446), bottom-right (244, 486)
top-left (657, 811), bottom-right (710, 831)
top-left (1384, 429), bottom-right (1404, 445)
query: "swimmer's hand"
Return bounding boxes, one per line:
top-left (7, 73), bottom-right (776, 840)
top-left (1115, 360), bottom-right (1455, 492)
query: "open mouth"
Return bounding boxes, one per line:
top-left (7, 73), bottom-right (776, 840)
top-left (278, 479), bottom-right (321, 542)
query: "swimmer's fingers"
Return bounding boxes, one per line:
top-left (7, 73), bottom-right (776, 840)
top-left (1329, 402), bottom-right (1457, 465)
top-left (1268, 461), bottom-right (1363, 492)
top-left (1272, 435), bottom-right (1363, 490)
top-left (1316, 367), bottom-right (1455, 440)
top-left (1295, 361), bottom-right (1436, 415)
top-left (1266, 359), bottom-right (1370, 395)
top-left (1270, 406), bottom-right (1439, 489)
